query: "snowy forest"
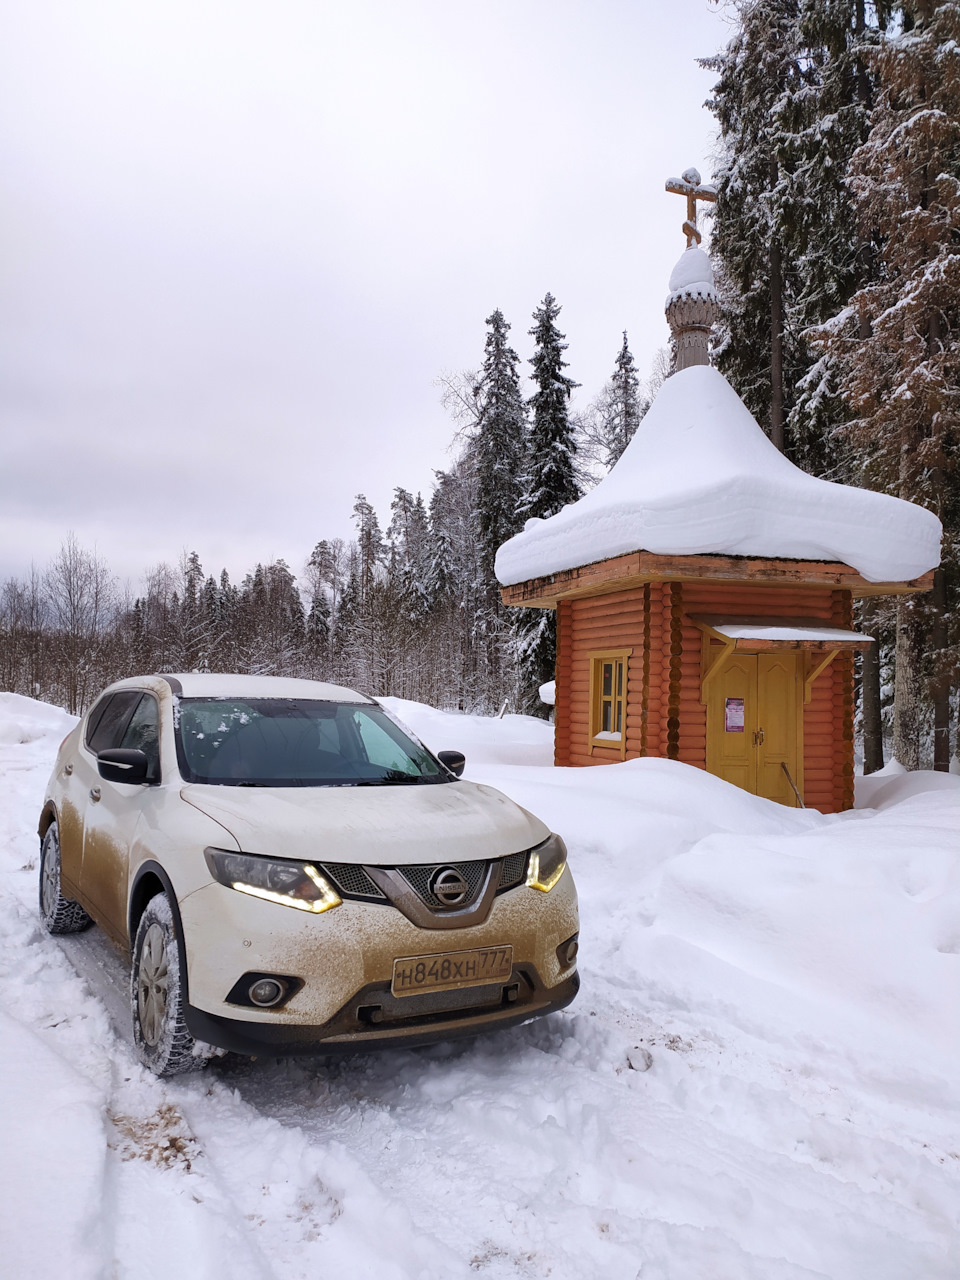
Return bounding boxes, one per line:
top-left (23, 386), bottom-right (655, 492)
top-left (1, 0), bottom-right (957, 769)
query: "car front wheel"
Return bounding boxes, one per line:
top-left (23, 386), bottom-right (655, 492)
top-left (39, 822), bottom-right (92, 934)
top-left (131, 892), bottom-right (204, 1077)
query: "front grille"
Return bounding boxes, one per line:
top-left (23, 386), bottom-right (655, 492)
top-left (497, 851), bottom-right (528, 893)
top-left (399, 859), bottom-right (488, 908)
top-left (320, 862), bottom-right (386, 901)
top-left (321, 850), bottom-right (531, 909)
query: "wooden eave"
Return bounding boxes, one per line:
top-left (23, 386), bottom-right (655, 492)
top-left (689, 615), bottom-right (875, 652)
top-left (499, 549), bottom-right (935, 609)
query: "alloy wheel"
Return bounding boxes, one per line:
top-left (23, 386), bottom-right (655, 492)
top-left (137, 923), bottom-right (170, 1047)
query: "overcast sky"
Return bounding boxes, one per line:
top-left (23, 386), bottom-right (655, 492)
top-left (1, 0), bottom-right (732, 592)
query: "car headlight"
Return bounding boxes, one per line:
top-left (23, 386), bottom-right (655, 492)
top-left (526, 833), bottom-right (567, 892)
top-left (204, 848), bottom-right (342, 914)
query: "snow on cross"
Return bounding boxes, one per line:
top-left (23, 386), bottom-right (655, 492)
top-left (665, 165), bottom-right (717, 246)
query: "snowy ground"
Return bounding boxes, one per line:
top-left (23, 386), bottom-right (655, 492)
top-left (1, 690), bottom-right (959, 1279)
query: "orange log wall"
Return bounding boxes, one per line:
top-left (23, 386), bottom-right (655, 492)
top-left (555, 581), bottom-right (855, 813)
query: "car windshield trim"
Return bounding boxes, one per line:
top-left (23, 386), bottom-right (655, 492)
top-left (173, 696), bottom-right (454, 788)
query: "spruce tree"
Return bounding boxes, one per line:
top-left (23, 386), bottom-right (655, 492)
top-left (519, 293), bottom-right (580, 714)
top-left (704, 0), bottom-right (807, 451)
top-left (473, 310), bottom-right (527, 604)
top-left (523, 293), bottom-right (580, 519)
top-left (787, 1), bottom-right (894, 475)
top-left (813, 0), bottom-right (960, 769)
top-left (596, 331), bottom-right (644, 469)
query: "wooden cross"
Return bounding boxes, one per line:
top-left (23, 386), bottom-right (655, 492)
top-left (665, 167), bottom-right (717, 247)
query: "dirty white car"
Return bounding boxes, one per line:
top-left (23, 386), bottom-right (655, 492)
top-left (38, 674), bottom-right (579, 1076)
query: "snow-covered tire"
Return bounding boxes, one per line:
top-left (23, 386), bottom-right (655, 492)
top-left (131, 892), bottom-right (205, 1078)
top-left (39, 822), bottom-right (92, 934)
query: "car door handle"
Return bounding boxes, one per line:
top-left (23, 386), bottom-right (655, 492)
top-left (63, 762), bottom-right (73, 776)
top-left (89, 786), bottom-right (101, 802)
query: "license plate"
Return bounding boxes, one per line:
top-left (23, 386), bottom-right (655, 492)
top-left (391, 945), bottom-right (513, 997)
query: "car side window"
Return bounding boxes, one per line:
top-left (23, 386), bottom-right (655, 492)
top-left (84, 694), bottom-right (115, 748)
top-left (120, 695), bottom-right (161, 781)
top-left (87, 691), bottom-right (142, 754)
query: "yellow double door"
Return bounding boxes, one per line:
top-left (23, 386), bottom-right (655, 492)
top-left (706, 652), bottom-right (803, 806)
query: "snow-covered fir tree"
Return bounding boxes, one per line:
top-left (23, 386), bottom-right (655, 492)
top-left (812, 0), bottom-right (960, 770)
top-left (473, 310), bottom-right (527, 606)
top-left (576, 331), bottom-right (646, 478)
top-left (523, 293), bottom-right (580, 519)
top-left (518, 293), bottom-right (581, 713)
top-left (786, 0), bottom-right (895, 476)
top-left (704, 0), bottom-right (807, 452)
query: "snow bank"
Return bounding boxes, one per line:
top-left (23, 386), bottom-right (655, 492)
top-left (495, 365), bottom-right (942, 585)
top-left (3, 693), bottom-right (959, 1277)
top-left (379, 696), bottom-right (554, 766)
top-left (856, 765), bottom-right (960, 810)
top-left (0, 691), bottom-right (75, 745)
top-left (471, 754), bottom-right (960, 1059)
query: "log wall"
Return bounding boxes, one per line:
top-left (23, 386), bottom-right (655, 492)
top-left (555, 579), bottom-right (855, 812)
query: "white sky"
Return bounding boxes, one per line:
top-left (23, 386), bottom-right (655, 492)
top-left (0, 0), bottom-right (732, 591)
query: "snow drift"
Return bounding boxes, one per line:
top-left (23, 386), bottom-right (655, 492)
top-left (495, 365), bottom-right (942, 585)
top-left (3, 693), bottom-right (960, 1278)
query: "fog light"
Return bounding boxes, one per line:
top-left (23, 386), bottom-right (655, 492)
top-left (248, 978), bottom-right (286, 1007)
top-left (557, 934), bottom-right (579, 968)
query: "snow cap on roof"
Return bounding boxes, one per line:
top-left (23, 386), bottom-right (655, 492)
top-left (495, 363), bottom-right (941, 586)
top-left (666, 245), bottom-right (716, 305)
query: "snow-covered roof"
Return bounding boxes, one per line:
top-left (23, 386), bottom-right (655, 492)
top-left (706, 623), bottom-right (873, 645)
top-left (496, 364), bottom-right (942, 587)
top-left (133, 673), bottom-right (373, 702)
top-left (666, 245), bottom-right (716, 306)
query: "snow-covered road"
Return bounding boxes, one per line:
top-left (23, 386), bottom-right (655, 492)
top-left (1, 693), bottom-right (958, 1279)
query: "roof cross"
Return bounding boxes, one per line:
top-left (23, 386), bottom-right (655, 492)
top-left (665, 167), bottom-right (717, 247)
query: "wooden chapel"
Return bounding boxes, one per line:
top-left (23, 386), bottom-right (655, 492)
top-left (496, 170), bottom-right (940, 813)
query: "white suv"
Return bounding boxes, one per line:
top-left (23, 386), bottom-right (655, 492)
top-left (38, 674), bottom-right (579, 1075)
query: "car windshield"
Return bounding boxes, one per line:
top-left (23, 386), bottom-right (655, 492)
top-left (175, 698), bottom-right (450, 788)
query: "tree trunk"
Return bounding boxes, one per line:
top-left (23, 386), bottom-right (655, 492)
top-left (769, 161), bottom-right (785, 453)
top-left (860, 597), bottom-right (884, 773)
top-left (931, 566), bottom-right (950, 770)
top-left (893, 596), bottom-right (923, 770)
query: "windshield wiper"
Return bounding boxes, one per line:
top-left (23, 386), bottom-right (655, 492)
top-left (355, 774), bottom-right (424, 786)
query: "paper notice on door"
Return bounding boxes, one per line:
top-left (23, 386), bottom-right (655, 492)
top-left (724, 698), bottom-right (745, 732)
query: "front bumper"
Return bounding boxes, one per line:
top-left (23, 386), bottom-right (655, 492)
top-left (185, 965), bottom-right (579, 1056)
top-left (177, 864), bottom-right (579, 1052)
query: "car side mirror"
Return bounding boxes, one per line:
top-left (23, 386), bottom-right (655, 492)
top-left (98, 748), bottom-right (151, 785)
top-left (437, 750), bottom-right (466, 778)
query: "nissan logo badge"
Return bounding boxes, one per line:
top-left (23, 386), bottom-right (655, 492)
top-left (431, 867), bottom-right (470, 906)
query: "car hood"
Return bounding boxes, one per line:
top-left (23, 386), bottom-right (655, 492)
top-left (180, 778), bottom-right (550, 866)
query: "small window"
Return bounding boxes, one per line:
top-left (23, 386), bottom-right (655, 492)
top-left (120, 694), bottom-right (161, 782)
top-left (86, 691), bottom-right (142, 753)
top-left (589, 650), bottom-right (631, 753)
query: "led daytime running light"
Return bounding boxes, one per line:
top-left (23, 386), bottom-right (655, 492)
top-left (231, 864), bottom-right (342, 914)
top-left (525, 848), bottom-right (566, 893)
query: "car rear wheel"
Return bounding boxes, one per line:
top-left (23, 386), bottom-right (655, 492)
top-left (131, 892), bottom-right (204, 1077)
top-left (39, 822), bottom-right (92, 934)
